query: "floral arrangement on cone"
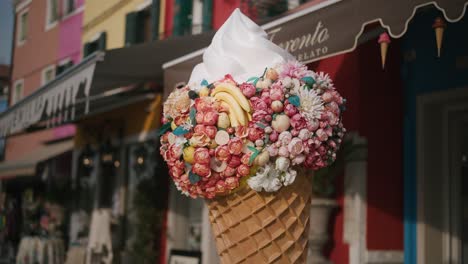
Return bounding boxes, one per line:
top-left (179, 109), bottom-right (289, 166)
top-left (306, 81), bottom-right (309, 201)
top-left (160, 60), bottom-right (346, 199)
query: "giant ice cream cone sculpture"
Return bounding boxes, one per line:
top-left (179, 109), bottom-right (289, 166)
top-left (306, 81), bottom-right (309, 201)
top-left (378, 32), bottom-right (391, 69)
top-left (433, 17), bottom-right (446, 57)
top-left (160, 9), bottom-right (346, 264)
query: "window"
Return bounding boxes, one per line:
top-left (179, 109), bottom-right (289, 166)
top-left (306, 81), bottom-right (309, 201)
top-left (46, 0), bottom-right (59, 30)
top-left (12, 80), bottom-right (24, 105)
top-left (17, 9), bottom-right (28, 45)
top-left (56, 59), bottom-right (74, 76)
top-left (83, 32), bottom-right (107, 57)
top-left (125, 9), bottom-right (151, 46)
top-left (42, 65), bottom-right (56, 85)
top-left (63, 0), bottom-right (75, 16)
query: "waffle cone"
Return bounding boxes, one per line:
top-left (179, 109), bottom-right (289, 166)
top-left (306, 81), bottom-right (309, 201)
top-left (435, 27), bottom-right (444, 57)
top-left (207, 172), bottom-right (313, 263)
top-left (380, 42), bottom-right (388, 69)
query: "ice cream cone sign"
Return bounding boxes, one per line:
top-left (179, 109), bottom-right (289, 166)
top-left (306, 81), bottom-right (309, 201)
top-left (433, 17), bottom-right (446, 57)
top-left (378, 32), bottom-right (391, 69)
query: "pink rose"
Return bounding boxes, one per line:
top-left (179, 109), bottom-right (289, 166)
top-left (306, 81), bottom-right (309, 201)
top-left (269, 85), bottom-right (284, 101)
top-left (165, 144), bottom-right (182, 162)
top-left (223, 166), bottom-right (237, 177)
top-left (194, 148), bottom-right (210, 164)
top-left (215, 146), bottom-right (231, 161)
top-left (252, 110), bottom-right (268, 122)
top-left (215, 180), bottom-right (227, 193)
top-left (240, 83), bottom-right (256, 98)
top-left (278, 131), bottom-right (292, 146)
top-left (290, 114), bottom-right (307, 130)
top-left (241, 152), bottom-right (252, 165)
top-left (292, 154), bottom-right (306, 165)
top-left (269, 131), bottom-right (279, 142)
top-left (174, 114), bottom-right (189, 126)
top-left (225, 177), bottom-right (239, 189)
top-left (194, 98), bottom-right (214, 112)
top-left (268, 145), bottom-right (279, 157)
top-left (228, 155), bottom-right (241, 168)
top-left (322, 91), bottom-right (334, 103)
top-left (250, 97), bottom-right (268, 111)
top-left (288, 138), bottom-right (304, 156)
top-left (195, 112), bottom-right (204, 124)
top-left (235, 126), bottom-right (248, 138)
top-left (192, 163), bottom-right (211, 177)
top-left (247, 126), bottom-right (264, 142)
top-left (203, 111), bottom-right (219, 126)
top-left (284, 104), bottom-right (298, 117)
top-left (316, 129), bottom-right (328, 141)
top-left (194, 124), bottom-right (205, 134)
top-left (204, 126), bottom-right (218, 139)
top-left (228, 138), bottom-right (243, 155)
top-left (307, 120), bottom-right (319, 131)
top-left (298, 129), bottom-right (311, 140)
top-left (278, 146), bottom-right (289, 157)
top-left (237, 164), bottom-right (251, 176)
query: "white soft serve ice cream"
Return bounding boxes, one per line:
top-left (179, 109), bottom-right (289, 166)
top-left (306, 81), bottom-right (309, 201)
top-left (188, 8), bottom-right (294, 85)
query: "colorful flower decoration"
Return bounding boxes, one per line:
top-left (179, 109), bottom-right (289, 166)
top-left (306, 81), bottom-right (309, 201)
top-left (160, 61), bottom-right (346, 199)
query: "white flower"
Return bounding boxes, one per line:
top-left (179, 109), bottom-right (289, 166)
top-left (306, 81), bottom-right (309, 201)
top-left (313, 72), bottom-right (334, 89)
top-left (247, 163), bottom-right (282, 192)
top-left (282, 169), bottom-right (297, 186)
top-left (275, 157), bottom-right (290, 171)
top-left (189, 81), bottom-right (202, 92)
top-left (291, 85), bottom-right (324, 122)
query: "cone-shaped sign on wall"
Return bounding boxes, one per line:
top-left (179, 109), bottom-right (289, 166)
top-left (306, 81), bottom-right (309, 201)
top-left (378, 32), bottom-right (391, 69)
top-left (432, 17), bottom-right (446, 57)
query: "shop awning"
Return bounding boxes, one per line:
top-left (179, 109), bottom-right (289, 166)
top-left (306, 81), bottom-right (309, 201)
top-left (0, 32), bottom-right (215, 137)
top-left (0, 139), bottom-right (73, 179)
top-left (163, 0), bottom-right (467, 96)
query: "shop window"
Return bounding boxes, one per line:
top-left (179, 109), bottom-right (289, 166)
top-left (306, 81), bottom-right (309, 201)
top-left (11, 79), bottom-right (24, 105)
top-left (17, 9), bottom-right (28, 46)
top-left (63, 0), bottom-right (75, 16)
top-left (56, 59), bottom-right (74, 76)
top-left (83, 32), bottom-right (107, 58)
top-left (125, 9), bottom-right (152, 46)
top-left (42, 65), bottom-right (56, 86)
top-left (46, 0), bottom-right (59, 30)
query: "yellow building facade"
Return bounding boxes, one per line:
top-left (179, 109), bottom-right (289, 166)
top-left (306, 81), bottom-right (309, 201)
top-left (82, 0), bottom-right (153, 49)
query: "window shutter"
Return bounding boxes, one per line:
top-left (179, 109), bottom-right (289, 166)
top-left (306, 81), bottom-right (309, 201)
top-left (98, 32), bottom-right (107, 51)
top-left (83, 43), bottom-right (91, 57)
top-left (202, 0), bottom-right (212, 32)
top-left (125, 12), bottom-right (138, 45)
top-left (173, 0), bottom-right (193, 36)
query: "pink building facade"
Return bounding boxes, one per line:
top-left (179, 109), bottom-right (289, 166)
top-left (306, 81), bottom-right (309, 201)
top-left (8, 0), bottom-right (83, 161)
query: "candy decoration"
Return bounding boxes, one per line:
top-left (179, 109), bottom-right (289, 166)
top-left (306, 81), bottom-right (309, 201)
top-left (378, 32), bottom-right (391, 69)
top-left (433, 17), bottom-right (446, 57)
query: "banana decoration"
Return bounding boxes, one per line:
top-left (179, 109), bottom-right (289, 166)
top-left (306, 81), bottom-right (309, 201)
top-left (212, 83), bottom-right (252, 112)
top-left (214, 92), bottom-right (248, 126)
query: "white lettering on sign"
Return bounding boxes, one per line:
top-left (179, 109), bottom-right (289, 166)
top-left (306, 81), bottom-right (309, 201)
top-left (268, 21), bottom-right (330, 61)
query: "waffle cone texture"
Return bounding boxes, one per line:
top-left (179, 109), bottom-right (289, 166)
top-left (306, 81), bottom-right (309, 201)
top-left (207, 172), bottom-right (313, 264)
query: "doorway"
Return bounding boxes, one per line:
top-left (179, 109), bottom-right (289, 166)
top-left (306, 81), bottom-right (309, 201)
top-left (417, 87), bottom-right (468, 264)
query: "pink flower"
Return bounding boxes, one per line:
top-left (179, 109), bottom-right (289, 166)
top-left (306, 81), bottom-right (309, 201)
top-left (250, 97), bottom-right (269, 111)
top-left (204, 126), bottom-right (218, 139)
top-left (252, 110), bottom-right (268, 122)
top-left (241, 152), bottom-right (252, 165)
top-left (237, 164), bottom-right (251, 176)
top-left (278, 131), bottom-right (292, 146)
top-left (164, 144), bottom-right (182, 162)
top-left (240, 83), bottom-right (257, 98)
top-left (248, 128), bottom-right (263, 142)
top-left (316, 129), bottom-right (329, 141)
top-left (292, 154), bottom-right (306, 165)
top-left (194, 124), bottom-right (205, 134)
top-left (194, 97), bottom-right (215, 112)
top-left (269, 131), bottom-right (279, 142)
top-left (279, 146), bottom-right (289, 157)
top-left (298, 129), bottom-right (311, 140)
top-left (268, 145), bottom-right (279, 157)
top-left (290, 114), bottom-right (307, 130)
top-left (269, 84), bottom-right (284, 101)
top-left (322, 91), bottom-right (334, 103)
top-left (194, 148), bottom-right (210, 164)
top-left (215, 181), bottom-right (227, 193)
top-left (288, 138), bottom-right (304, 156)
top-left (192, 163), bottom-right (211, 177)
top-left (279, 61), bottom-right (308, 79)
top-left (307, 120), bottom-right (319, 131)
top-left (284, 104), bottom-right (298, 117)
top-left (215, 146), bottom-right (231, 161)
top-left (235, 126), bottom-right (248, 138)
top-left (203, 111), bottom-right (219, 126)
top-left (271, 101), bottom-right (284, 112)
top-left (228, 155), bottom-right (241, 168)
top-left (223, 166), bottom-right (237, 177)
top-left (228, 138), bottom-right (243, 155)
top-left (225, 177), bottom-right (239, 189)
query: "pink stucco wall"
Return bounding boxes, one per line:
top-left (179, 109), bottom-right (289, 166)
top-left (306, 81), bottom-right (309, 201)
top-left (57, 0), bottom-right (83, 63)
